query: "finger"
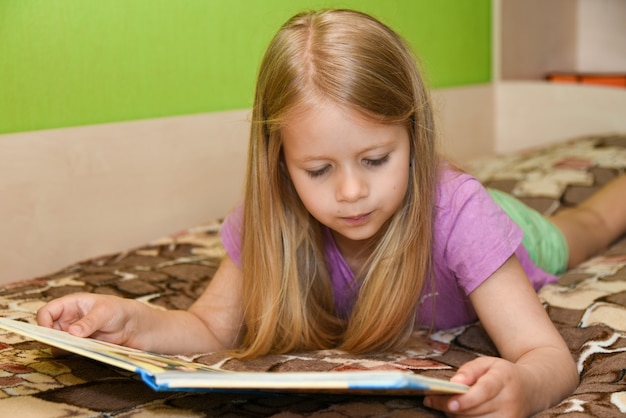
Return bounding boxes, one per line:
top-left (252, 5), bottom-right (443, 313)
top-left (426, 358), bottom-right (500, 414)
top-left (36, 305), bottom-right (55, 328)
top-left (423, 394), bottom-right (458, 413)
top-left (65, 301), bottom-right (111, 338)
top-left (36, 297), bottom-right (79, 330)
top-left (453, 382), bottom-right (498, 413)
top-left (452, 357), bottom-right (497, 386)
top-left (452, 365), bottom-right (508, 413)
top-left (423, 361), bottom-right (488, 413)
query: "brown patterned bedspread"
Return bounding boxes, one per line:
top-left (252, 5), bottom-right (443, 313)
top-left (1, 134), bottom-right (625, 417)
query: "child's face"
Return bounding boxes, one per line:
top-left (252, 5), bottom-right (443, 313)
top-left (281, 101), bottom-right (411, 247)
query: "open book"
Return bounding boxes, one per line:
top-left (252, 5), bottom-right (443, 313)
top-left (0, 317), bottom-right (468, 395)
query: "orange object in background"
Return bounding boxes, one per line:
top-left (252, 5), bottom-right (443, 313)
top-left (547, 73), bottom-right (626, 88)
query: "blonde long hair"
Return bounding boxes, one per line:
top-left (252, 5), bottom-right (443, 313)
top-left (239, 9), bottom-right (437, 358)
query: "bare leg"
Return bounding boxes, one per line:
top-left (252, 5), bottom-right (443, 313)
top-left (549, 175), bottom-right (626, 269)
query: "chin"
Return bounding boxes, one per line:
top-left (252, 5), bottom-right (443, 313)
top-left (336, 226), bottom-right (381, 242)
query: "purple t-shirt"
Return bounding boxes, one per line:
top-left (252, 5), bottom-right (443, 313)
top-left (220, 168), bottom-right (558, 330)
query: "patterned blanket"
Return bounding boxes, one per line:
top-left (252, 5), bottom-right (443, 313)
top-left (1, 134), bottom-right (625, 417)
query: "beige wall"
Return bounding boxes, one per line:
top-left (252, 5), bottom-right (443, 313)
top-left (433, 85), bottom-right (495, 164)
top-left (577, 0), bottom-right (626, 72)
top-left (500, 0), bottom-right (577, 80)
top-left (0, 111), bottom-right (249, 283)
top-left (494, 82), bottom-right (626, 154)
top-left (499, 0), bottom-right (626, 80)
top-left (436, 81), bottom-right (626, 157)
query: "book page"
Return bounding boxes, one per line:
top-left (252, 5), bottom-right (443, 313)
top-left (0, 317), bottom-right (468, 394)
top-left (0, 317), bottom-right (216, 374)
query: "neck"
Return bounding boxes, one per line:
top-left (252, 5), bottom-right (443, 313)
top-left (331, 231), bottom-right (378, 276)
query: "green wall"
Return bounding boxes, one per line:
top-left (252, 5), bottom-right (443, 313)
top-left (0, 0), bottom-right (491, 134)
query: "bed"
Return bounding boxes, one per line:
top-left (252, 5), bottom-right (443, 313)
top-left (1, 133), bottom-right (625, 417)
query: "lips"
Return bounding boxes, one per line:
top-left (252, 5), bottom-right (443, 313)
top-left (341, 212), bottom-right (371, 225)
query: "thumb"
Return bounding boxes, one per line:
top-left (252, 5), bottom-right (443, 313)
top-left (451, 357), bottom-right (496, 386)
top-left (67, 307), bottom-right (107, 338)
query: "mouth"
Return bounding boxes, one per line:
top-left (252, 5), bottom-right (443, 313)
top-left (341, 212), bottom-right (371, 225)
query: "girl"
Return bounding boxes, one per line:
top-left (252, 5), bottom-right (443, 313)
top-left (37, 9), bottom-right (626, 417)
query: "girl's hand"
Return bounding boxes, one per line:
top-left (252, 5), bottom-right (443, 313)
top-left (424, 255), bottom-right (578, 417)
top-left (424, 356), bottom-right (531, 417)
top-left (37, 293), bottom-right (143, 347)
top-left (36, 255), bottom-right (246, 355)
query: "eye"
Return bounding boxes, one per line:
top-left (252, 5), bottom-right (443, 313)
top-left (364, 154), bottom-right (390, 167)
top-left (306, 165), bottom-right (330, 178)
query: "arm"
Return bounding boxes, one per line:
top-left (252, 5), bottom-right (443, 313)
top-left (424, 255), bottom-right (579, 417)
top-left (37, 255), bottom-right (245, 354)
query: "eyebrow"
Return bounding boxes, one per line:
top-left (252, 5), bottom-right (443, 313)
top-left (296, 142), bottom-right (394, 162)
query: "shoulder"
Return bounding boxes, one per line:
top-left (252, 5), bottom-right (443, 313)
top-left (432, 164), bottom-right (523, 292)
top-left (435, 165), bottom-right (489, 216)
top-left (434, 163), bottom-right (519, 242)
top-left (433, 165), bottom-right (501, 254)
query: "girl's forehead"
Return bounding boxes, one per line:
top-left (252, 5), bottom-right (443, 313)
top-left (280, 102), bottom-right (410, 158)
top-left (282, 100), bottom-right (381, 130)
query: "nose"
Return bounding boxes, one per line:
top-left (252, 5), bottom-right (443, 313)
top-left (335, 168), bottom-right (368, 202)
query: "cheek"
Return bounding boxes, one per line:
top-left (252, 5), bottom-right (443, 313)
top-left (387, 163), bottom-right (410, 192)
top-left (287, 171), bottom-right (305, 198)
top-left (287, 173), bottom-right (317, 208)
top-left (384, 167), bottom-right (410, 207)
top-left (294, 188), bottom-right (326, 221)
